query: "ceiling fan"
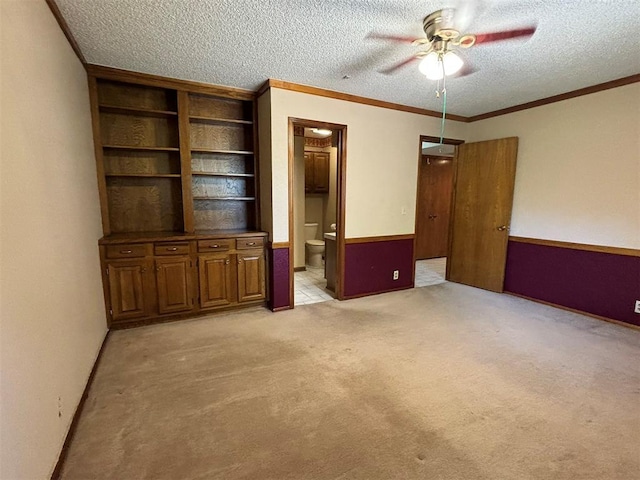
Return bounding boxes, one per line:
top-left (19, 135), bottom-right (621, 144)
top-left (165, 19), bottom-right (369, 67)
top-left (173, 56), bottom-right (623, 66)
top-left (368, 8), bottom-right (536, 78)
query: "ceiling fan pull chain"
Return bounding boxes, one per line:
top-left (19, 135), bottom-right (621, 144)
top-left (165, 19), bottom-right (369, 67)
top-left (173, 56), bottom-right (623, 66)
top-left (439, 60), bottom-right (447, 144)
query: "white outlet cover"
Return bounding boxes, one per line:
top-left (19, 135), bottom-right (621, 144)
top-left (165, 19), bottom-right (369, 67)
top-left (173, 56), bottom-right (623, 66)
top-left (634, 300), bottom-right (640, 314)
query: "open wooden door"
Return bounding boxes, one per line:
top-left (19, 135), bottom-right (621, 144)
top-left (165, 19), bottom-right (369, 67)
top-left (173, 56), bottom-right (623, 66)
top-left (415, 156), bottom-right (454, 259)
top-left (446, 137), bottom-right (518, 292)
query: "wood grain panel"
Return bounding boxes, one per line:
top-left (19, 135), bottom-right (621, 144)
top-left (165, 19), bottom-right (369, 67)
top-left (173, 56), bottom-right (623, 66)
top-left (103, 150), bottom-right (180, 175)
top-left (107, 177), bottom-right (183, 233)
top-left (98, 80), bottom-right (177, 111)
top-left (155, 257), bottom-right (192, 314)
top-left (447, 138), bottom-right (518, 292)
top-left (192, 176), bottom-right (251, 197)
top-left (88, 65), bottom-right (255, 101)
top-left (199, 254), bottom-right (234, 308)
top-left (345, 234), bottom-right (415, 244)
top-left (237, 252), bottom-right (266, 302)
top-left (107, 260), bottom-right (149, 321)
top-left (189, 122), bottom-right (251, 151)
top-left (189, 94), bottom-right (251, 120)
top-left (100, 113), bottom-right (179, 148)
top-left (191, 152), bottom-right (253, 175)
top-left (509, 236), bottom-right (640, 257)
top-left (193, 200), bottom-right (253, 231)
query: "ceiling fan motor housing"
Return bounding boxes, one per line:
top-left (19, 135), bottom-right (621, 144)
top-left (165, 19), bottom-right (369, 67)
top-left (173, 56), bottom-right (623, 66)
top-left (423, 8), bottom-right (460, 41)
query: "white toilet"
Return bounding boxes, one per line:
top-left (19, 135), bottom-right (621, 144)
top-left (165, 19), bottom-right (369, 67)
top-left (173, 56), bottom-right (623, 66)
top-left (304, 222), bottom-right (325, 268)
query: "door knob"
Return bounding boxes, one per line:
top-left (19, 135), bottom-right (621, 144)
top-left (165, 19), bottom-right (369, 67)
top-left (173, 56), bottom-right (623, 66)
top-left (497, 225), bottom-right (508, 231)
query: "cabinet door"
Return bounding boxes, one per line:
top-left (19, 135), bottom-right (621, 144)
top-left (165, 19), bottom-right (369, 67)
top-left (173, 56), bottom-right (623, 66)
top-left (313, 152), bottom-right (330, 193)
top-left (237, 251), bottom-right (266, 303)
top-left (107, 260), bottom-right (150, 322)
top-left (199, 254), bottom-right (234, 308)
top-left (155, 257), bottom-right (193, 315)
top-left (304, 153), bottom-right (314, 193)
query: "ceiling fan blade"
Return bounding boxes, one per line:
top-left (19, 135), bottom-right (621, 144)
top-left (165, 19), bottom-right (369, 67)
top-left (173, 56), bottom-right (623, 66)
top-left (472, 26), bottom-right (536, 45)
top-left (367, 32), bottom-right (421, 44)
top-left (380, 56), bottom-right (419, 75)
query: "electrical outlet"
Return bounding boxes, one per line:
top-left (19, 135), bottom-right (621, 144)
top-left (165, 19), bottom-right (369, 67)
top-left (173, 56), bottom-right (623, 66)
top-left (393, 270), bottom-right (399, 280)
top-left (57, 396), bottom-right (63, 418)
top-left (635, 300), bottom-right (640, 314)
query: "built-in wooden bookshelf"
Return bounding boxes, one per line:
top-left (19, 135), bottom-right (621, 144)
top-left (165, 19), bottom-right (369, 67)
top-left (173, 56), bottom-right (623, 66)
top-left (90, 76), bottom-right (258, 235)
top-left (87, 68), bottom-right (265, 328)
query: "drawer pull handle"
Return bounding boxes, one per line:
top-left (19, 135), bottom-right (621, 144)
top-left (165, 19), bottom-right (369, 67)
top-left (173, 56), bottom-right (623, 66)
top-left (225, 260), bottom-right (230, 265)
top-left (120, 250), bottom-right (132, 254)
top-left (247, 242), bottom-right (256, 246)
top-left (211, 244), bottom-right (219, 248)
top-left (166, 247), bottom-right (178, 251)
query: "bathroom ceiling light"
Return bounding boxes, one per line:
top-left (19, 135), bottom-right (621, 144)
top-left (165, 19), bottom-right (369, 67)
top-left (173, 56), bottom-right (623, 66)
top-left (311, 128), bottom-right (332, 137)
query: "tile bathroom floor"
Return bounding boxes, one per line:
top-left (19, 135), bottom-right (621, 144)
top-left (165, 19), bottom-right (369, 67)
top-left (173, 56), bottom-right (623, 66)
top-left (414, 257), bottom-right (447, 288)
top-left (294, 266), bottom-right (335, 306)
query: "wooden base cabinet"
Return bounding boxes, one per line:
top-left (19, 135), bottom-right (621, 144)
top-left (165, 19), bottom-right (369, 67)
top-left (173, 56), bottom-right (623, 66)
top-left (106, 259), bottom-right (152, 322)
top-left (100, 232), bottom-right (267, 328)
top-left (155, 256), bottom-right (194, 315)
top-left (199, 253), bottom-right (234, 309)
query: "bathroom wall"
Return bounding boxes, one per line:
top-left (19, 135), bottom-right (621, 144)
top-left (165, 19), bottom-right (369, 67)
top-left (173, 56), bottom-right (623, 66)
top-left (293, 136), bottom-right (306, 269)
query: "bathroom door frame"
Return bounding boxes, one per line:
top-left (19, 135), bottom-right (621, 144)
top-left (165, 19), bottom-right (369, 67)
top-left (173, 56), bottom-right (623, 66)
top-left (288, 117), bottom-right (347, 304)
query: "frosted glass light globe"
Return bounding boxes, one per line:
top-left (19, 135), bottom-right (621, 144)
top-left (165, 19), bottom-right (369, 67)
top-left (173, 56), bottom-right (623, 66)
top-left (419, 51), bottom-right (464, 80)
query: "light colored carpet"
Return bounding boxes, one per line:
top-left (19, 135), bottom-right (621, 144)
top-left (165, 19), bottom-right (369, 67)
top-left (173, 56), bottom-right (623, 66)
top-left (61, 283), bottom-right (640, 480)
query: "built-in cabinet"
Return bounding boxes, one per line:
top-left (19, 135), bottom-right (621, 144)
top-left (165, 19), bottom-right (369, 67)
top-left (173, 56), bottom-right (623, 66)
top-left (89, 67), bottom-right (267, 328)
top-left (304, 151), bottom-right (330, 193)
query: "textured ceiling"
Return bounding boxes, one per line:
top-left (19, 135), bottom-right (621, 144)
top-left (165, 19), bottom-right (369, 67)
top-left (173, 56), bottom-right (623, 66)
top-left (56, 0), bottom-right (640, 117)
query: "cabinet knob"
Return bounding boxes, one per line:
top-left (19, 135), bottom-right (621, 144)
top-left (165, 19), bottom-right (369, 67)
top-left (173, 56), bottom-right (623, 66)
top-left (167, 247), bottom-right (178, 251)
top-left (141, 267), bottom-right (146, 273)
top-left (225, 260), bottom-right (230, 265)
top-left (497, 225), bottom-right (508, 231)
top-left (247, 242), bottom-right (256, 246)
top-left (120, 249), bottom-right (132, 254)
top-left (238, 259), bottom-right (242, 264)
top-left (211, 244), bottom-right (219, 248)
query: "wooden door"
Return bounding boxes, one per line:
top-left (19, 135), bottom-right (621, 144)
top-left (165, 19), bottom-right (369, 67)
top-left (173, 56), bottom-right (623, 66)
top-left (304, 153), bottom-right (314, 193)
top-left (107, 260), bottom-right (150, 322)
top-left (415, 155), bottom-right (454, 259)
top-left (237, 251), bottom-right (266, 303)
top-left (447, 137), bottom-right (519, 292)
top-left (313, 152), bottom-right (330, 193)
top-left (199, 254), bottom-right (234, 308)
top-left (155, 257), bottom-right (193, 314)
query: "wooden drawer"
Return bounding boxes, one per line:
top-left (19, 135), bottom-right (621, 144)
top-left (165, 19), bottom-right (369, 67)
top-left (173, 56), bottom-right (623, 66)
top-left (154, 242), bottom-right (190, 256)
top-left (198, 239), bottom-right (233, 253)
top-left (105, 244), bottom-right (149, 259)
top-left (236, 237), bottom-right (264, 250)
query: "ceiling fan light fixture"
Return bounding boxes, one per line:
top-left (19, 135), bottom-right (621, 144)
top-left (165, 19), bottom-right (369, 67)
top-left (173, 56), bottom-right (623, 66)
top-left (418, 51), bottom-right (464, 80)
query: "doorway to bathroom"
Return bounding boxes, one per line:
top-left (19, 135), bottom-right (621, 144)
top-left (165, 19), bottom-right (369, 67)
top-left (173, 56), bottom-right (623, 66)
top-left (414, 135), bottom-right (462, 288)
top-left (288, 118), bottom-right (346, 306)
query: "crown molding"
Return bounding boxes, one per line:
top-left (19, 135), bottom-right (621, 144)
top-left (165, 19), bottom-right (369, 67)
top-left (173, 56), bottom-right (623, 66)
top-left (45, 0), bottom-right (86, 66)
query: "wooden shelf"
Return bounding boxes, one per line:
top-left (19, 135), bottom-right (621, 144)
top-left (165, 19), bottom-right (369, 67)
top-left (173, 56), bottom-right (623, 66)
top-left (105, 173), bottom-right (181, 178)
top-left (191, 148), bottom-right (253, 155)
top-left (191, 172), bottom-right (254, 178)
top-left (99, 104), bottom-right (178, 117)
top-left (189, 116), bottom-right (252, 125)
top-left (193, 196), bottom-right (256, 201)
top-left (103, 145), bottom-right (180, 152)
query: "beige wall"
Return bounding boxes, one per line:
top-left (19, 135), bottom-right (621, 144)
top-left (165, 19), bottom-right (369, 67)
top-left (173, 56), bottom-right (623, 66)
top-left (268, 88), bottom-right (468, 241)
top-left (467, 83), bottom-right (640, 249)
top-left (0, 1), bottom-right (107, 478)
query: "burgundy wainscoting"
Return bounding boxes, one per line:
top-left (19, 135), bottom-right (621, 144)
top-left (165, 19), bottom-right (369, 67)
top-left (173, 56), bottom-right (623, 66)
top-left (504, 240), bottom-right (640, 326)
top-left (269, 247), bottom-right (291, 310)
top-left (343, 238), bottom-right (414, 298)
